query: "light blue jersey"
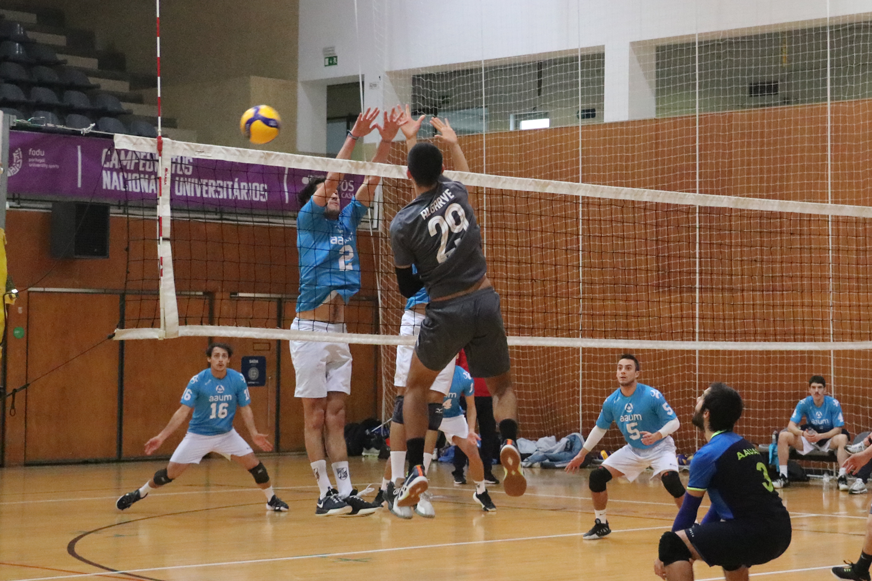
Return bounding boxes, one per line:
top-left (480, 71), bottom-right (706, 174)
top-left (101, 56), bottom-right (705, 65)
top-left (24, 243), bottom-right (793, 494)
top-left (442, 366), bottom-right (474, 419)
top-left (181, 368), bottom-right (251, 436)
top-left (790, 395), bottom-right (844, 434)
top-left (296, 197), bottom-right (368, 312)
top-left (405, 287), bottom-right (429, 311)
top-left (595, 383), bottom-right (677, 450)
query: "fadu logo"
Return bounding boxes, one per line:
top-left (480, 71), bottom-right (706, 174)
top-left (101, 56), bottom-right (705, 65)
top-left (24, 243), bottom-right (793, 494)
top-left (7, 148), bottom-right (21, 177)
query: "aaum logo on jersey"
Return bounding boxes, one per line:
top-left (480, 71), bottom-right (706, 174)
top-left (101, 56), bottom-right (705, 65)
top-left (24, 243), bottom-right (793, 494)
top-left (815, 411), bottom-right (823, 419)
top-left (216, 385), bottom-right (225, 394)
top-left (624, 403), bottom-right (634, 414)
top-left (330, 234), bottom-right (351, 246)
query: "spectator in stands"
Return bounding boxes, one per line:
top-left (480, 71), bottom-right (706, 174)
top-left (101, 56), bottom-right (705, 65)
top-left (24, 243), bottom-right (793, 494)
top-left (773, 375), bottom-right (850, 491)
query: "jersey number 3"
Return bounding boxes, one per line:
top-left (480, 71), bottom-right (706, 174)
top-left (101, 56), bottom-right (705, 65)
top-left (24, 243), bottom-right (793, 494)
top-left (428, 203), bottom-right (469, 263)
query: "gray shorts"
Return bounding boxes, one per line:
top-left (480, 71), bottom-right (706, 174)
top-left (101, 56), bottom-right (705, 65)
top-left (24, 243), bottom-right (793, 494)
top-left (415, 287), bottom-right (510, 378)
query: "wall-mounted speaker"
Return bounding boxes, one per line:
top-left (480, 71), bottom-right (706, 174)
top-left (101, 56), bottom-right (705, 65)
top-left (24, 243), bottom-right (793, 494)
top-left (51, 202), bottom-right (110, 259)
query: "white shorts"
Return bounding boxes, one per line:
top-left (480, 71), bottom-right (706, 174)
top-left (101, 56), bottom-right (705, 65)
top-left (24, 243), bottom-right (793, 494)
top-left (440, 414), bottom-right (469, 443)
top-left (169, 429), bottom-right (253, 464)
top-left (796, 434), bottom-right (834, 455)
top-left (290, 318), bottom-right (352, 399)
top-left (393, 309), bottom-right (455, 395)
top-left (603, 437), bottom-right (679, 482)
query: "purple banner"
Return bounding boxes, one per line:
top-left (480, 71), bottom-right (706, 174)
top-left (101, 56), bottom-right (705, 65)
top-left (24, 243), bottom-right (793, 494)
top-left (6, 131), bottom-right (362, 213)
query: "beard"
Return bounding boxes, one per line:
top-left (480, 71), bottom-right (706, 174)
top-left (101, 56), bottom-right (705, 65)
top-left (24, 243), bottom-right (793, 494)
top-left (324, 207), bottom-right (340, 220)
top-left (691, 409), bottom-right (705, 431)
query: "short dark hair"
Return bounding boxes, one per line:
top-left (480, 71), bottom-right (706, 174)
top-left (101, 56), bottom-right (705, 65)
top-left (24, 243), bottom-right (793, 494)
top-left (618, 353), bottom-right (640, 371)
top-left (206, 342), bottom-right (233, 358)
top-left (407, 142), bottom-right (443, 187)
top-left (809, 375), bottom-right (826, 388)
top-left (298, 176), bottom-right (326, 208)
top-left (702, 382), bottom-right (743, 432)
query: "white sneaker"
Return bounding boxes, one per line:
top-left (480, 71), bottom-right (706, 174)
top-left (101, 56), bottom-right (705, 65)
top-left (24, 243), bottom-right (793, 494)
top-left (415, 491), bottom-right (436, 518)
top-left (850, 478), bottom-right (868, 495)
top-left (847, 440), bottom-right (870, 456)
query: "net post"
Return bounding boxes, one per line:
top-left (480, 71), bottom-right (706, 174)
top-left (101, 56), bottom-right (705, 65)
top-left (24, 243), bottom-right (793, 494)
top-left (157, 137), bottom-right (179, 338)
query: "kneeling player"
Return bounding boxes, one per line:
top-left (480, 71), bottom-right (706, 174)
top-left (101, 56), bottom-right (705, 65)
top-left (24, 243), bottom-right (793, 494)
top-left (655, 383), bottom-right (791, 581)
top-left (116, 343), bottom-right (288, 512)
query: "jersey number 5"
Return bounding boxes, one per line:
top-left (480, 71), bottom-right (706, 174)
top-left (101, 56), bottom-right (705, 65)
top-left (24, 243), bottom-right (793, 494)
top-left (428, 203), bottom-right (469, 263)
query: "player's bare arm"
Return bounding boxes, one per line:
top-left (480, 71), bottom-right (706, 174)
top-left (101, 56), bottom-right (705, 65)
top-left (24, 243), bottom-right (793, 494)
top-left (356, 105), bottom-right (403, 207)
top-left (431, 117), bottom-right (470, 173)
top-left (399, 103), bottom-right (425, 150)
top-left (145, 405), bottom-right (192, 455)
top-left (238, 405), bottom-right (273, 452)
top-left (312, 107), bottom-right (380, 207)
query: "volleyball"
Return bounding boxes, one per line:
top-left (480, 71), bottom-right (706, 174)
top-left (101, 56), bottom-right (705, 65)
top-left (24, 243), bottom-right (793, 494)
top-left (599, 450), bottom-right (611, 460)
top-left (240, 105), bottom-right (281, 144)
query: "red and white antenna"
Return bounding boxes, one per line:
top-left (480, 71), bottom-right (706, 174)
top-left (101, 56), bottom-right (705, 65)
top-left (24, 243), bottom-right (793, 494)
top-left (155, 0), bottom-right (163, 150)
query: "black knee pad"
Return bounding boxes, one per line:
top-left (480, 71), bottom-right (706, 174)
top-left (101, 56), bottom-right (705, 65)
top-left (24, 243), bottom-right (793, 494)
top-left (153, 468), bottom-right (173, 486)
top-left (248, 462), bottom-right (270, 485)
top-left (589, 467), bottom-right (612, 493)
top-left (659, 531), bottom-right (692, 566)
top-left (392, 395), bottom-right (404, 425)
top-left (428, 402), bottom-right (443, 431)
top-left (662, 470), bottom-right (685, 498)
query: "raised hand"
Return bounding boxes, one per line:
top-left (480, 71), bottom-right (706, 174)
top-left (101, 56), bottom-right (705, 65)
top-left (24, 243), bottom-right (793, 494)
top-left (349, 107), bottom-right (380, 139)
top-left (431, 116), bottom-right (459, 145)
top-left (377, 105), bottom-right (404, 142)
top-left (399, 103), bottom-right (425, 141)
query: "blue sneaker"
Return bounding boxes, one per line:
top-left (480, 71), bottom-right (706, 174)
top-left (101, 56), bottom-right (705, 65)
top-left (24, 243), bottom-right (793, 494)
top-left (316, 488), bottom-right (352, 516)
top-left (396, 465), bottom-right (428, 508)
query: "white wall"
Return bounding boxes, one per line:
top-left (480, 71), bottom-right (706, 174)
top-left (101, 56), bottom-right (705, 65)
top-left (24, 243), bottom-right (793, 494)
top-left (298, 0), bottom-right (872, 152)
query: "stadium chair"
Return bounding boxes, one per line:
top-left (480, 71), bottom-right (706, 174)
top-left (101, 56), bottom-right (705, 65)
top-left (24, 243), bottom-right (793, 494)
top-left (30, 86), bottom-right (62, 109)
top-left (0, 41), bottom-right (31, 64)
top-left (1, 107), bottom-right (24, 121)
top-left (56, 66), bottom-right (99, 90)
top-left (28, 44), bottom-right (65, 66)
top-left (0, 83), bottom-right (30, 106)
top-left (62, 90), bottom-right (96, 114)
top-left (31, 65), bottom-right (64, 88)
top-left (0, 62), bottom-right (31, 86)
top-left (96, 116), bottom-right (129, 134)
top-left (128, 119), bottom-right (158, 138)
top-left (92, 92), bottom-right (131, 116)
top-left (65, 113), bottom-right (93, 130)
top-left (30, 109), bottom-right (60, 126)
top-left (0, 21), bottom-right (32, 44)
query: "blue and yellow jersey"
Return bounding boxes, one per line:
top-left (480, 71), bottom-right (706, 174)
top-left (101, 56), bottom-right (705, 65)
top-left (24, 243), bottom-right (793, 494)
top-left (687, 431), bottom-right (788, 521)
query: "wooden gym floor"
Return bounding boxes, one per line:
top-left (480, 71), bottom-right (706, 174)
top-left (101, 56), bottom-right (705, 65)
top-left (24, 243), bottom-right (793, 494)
top-left (0, 455), bottom-right (865, 581)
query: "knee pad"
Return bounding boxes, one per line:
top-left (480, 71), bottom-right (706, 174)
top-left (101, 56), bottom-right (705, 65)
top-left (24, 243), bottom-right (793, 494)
top-left (662, 470), bottom-right (686, 498)
top-left (391, 395), bottom-right (405, 425)
top-left (153, 468), bottom-right (173, 486)
top-left (659, 531), bottom-right (693, 566)
top-left (428, 402), bottom-right (443, 431)
top-left (248, 462), bottom-right (270, 485)
top-left (589, 467), bottom-right (612, 493)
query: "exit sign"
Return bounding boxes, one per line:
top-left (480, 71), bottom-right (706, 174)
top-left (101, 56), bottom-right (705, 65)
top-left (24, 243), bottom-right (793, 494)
top-left (324, 56), bottom-right (338, 67)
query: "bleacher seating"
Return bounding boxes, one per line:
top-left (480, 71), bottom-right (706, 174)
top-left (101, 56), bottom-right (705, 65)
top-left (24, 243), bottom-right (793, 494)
top-left (0, 13), bottom-right (171, 139)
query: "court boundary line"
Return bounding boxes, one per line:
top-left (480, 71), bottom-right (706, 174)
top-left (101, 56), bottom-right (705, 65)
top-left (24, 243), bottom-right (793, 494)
top-left (13, 525), bottom-right (671, 581)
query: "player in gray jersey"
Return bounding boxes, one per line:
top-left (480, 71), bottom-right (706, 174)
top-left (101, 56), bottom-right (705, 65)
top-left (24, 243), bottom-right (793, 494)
top-left (388, 117), bottom-right (526, 508)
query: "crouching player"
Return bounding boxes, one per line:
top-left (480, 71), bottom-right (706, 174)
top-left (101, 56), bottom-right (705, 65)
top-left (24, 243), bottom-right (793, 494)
top-left (655, 383), bottom-right (791, 581)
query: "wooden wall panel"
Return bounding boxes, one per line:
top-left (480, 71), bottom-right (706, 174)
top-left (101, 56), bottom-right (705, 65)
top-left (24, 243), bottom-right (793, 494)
top-left (25, 293), bottom-right (120, 462)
